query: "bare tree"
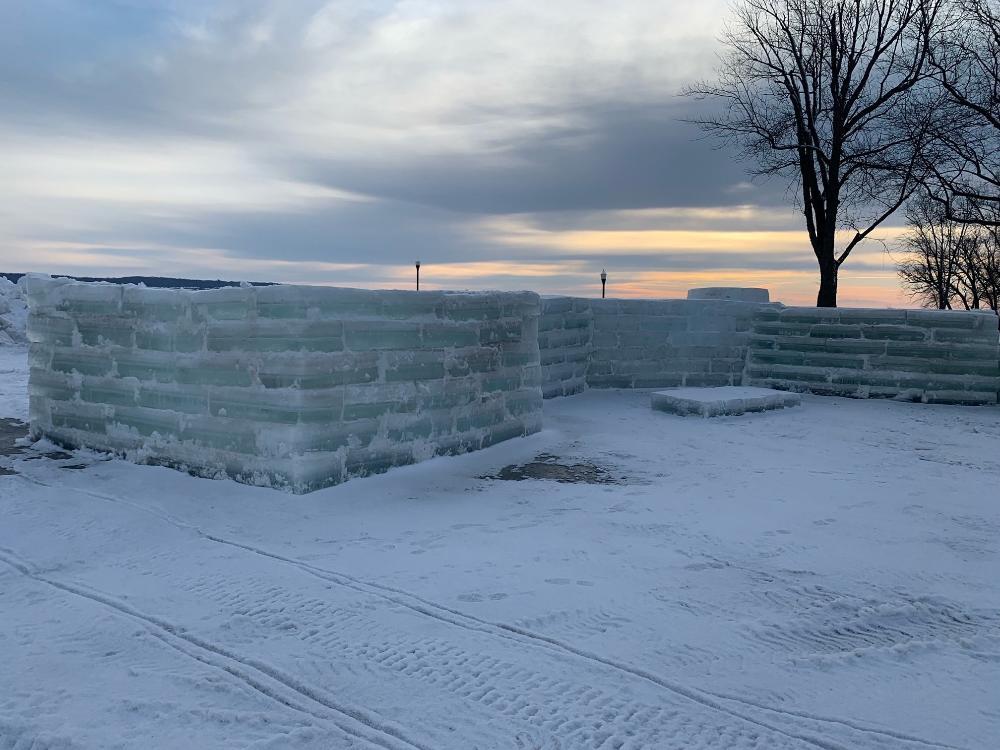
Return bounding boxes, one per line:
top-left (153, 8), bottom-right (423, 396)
top-left (898, 193), bottom-right (1000, 309)
top-left (924, 0), bottom-right (1000, 224)
top-left (980, 225), bottom-right (1000, 309)
top-left (898, 193), bottom-right (969, 307)
top-left (962, 218), bottom-right (1000, 308)
top-left (687, 0), bottom-right (943, 306)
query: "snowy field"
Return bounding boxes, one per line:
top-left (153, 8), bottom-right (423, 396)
top-left (1, 344), bottom-right (998, 749)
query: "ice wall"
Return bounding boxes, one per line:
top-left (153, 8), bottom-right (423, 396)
top-left (538, 297), bottom-right (593, 398)
top-left (588, 298), bottom-right (770, 389)
top-left (26, 277), bottom-right (542, 492)
top-left (539, 296), bottom-right (1000, 404)
top-left (746, 306), bottom-right (1000, 403)
top-left (539, 296), bottom-right (774, 394)
top-left (27, 276), bottom-right (998, 493)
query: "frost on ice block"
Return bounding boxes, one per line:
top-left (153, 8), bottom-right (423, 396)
top-left (650, 386), bottom-right (801, 417)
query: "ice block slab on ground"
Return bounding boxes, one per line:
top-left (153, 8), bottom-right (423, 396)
top-left (651, 386), bottom-right (801, 417)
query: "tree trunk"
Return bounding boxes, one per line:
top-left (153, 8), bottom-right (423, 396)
top-left (816, 259), bottom-right (839, 307)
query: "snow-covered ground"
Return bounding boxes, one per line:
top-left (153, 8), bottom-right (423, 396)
top-left (1, 347), bottom-right (998, 749)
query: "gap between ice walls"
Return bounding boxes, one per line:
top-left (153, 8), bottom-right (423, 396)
top-left (25, 277), bottom-right (1000, 493)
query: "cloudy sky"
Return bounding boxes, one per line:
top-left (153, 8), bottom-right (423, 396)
top-left (1, 0), bottom-right (909, 305)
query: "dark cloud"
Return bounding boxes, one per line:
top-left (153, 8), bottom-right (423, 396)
top-left (148, 201), bottom-right (503, 266)
top-left (291, 100), bottom-right (788, 216)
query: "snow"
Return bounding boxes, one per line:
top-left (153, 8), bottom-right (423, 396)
top-left (1, 343), bottom-right (999, 749)
top-left (651, 386), bottom-right (802, 416)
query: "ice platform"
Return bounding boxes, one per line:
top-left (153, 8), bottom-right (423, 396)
top-left (651, 386), bottom-right (801, 417)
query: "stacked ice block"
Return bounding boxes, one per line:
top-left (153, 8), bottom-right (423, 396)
top-left (26, 277), bottom-right (542, 492)
top-left (538, 297), bottom-right (593, 398)
top-left (745, 306), bottom-right (1000, 403)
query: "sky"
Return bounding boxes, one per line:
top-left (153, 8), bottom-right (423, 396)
top-left (0, 0), bottom-right (911, 306)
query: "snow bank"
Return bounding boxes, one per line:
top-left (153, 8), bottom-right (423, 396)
top-left (25, 276), bottom-right (542, 492)
top-left (0, 276), bottom-right (28, 345)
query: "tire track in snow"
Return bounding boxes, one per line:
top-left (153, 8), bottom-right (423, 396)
top-left (348, 634), bottom-right (733, 749)
top-left (178, 580), bottom-right (793, 749)
top-left (694, 690), bottom-right (972, 750)
top-left (0, 545), bottom-right (430, 750)
top-left (747, 598), bottom-right (998, 657)
top-left (11, 473), bottom-right (967, 750)
top-left (661, 562), bottom-right (999, 667)
top-left (512, 607), bottom-right (632, 639)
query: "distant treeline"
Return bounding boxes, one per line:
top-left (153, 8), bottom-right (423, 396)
top-left (0, 274), bottom-right (276, 290)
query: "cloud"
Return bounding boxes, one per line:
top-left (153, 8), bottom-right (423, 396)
top-left (0, 0), bottom-right (910, 306)
top-left (291, 99), bottom-right (792, 216)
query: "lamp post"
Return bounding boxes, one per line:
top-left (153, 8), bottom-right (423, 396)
top-left (600, 269), bottom-right (607, 299)
top-left (415, 260), bottom-right (421, 291)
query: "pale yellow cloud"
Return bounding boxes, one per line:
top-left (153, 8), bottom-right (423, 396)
top-left (612, 205), bottom-right (787, 223)
top-left (482, 213), bottom-right (907, 259)
top-left (500, 229), bottom-right (809, 254)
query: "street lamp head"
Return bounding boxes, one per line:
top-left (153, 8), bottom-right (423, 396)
top-left (600, 269), bottom-right (607, 282)
top-left (415, 260), bottom-right (421, 269)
